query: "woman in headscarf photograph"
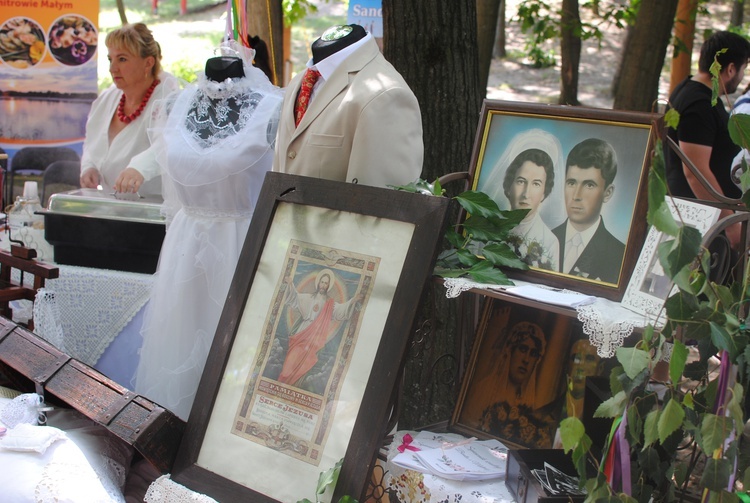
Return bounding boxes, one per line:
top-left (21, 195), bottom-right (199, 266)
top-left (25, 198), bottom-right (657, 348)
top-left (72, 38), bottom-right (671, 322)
top-left (456, 303), bottom-right (571, 448)
top-left (482, 129), bottom-right (564, 271)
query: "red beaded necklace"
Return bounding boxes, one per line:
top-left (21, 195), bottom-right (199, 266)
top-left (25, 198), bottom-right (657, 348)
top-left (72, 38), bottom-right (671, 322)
top-left (116, 78), bottom-right (160, 124)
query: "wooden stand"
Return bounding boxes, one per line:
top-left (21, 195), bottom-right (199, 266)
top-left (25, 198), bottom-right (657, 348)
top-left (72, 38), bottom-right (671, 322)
top-left (0, 315), bottom-right (185, 473)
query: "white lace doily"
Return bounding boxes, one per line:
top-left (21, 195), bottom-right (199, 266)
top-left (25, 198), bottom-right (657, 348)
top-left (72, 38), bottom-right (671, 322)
top-left (33, 264), bottom-right (153, 365)
top-left (145, 475), bottom-right (219, 503)
top-left (442, 277), bottom-right (650, 358)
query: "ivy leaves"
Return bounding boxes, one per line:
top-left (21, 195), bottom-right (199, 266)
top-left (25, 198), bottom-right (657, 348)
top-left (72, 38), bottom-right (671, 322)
top-left (391, 181), bottom-right (530, 284)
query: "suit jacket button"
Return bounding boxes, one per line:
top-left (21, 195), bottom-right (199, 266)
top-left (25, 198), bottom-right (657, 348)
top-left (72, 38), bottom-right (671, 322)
top-left (288, 151), bottom-right (297, 159)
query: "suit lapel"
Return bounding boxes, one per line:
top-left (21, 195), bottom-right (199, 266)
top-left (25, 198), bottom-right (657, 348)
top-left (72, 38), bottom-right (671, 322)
top-left (293, 39), bottom-right (380, 134)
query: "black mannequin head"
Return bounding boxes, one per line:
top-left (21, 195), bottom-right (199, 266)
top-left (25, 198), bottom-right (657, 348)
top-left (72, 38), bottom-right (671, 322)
top-left (205, 56), bottom-right (245, 82)
top-left (311, 24), bottom-right (367, 64)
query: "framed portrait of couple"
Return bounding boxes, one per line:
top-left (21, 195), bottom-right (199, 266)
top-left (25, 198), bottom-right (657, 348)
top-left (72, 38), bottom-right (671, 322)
top-left (450, 299), bottom-right (616, 449)
top-left (468, 100), bottom-right (661, 301)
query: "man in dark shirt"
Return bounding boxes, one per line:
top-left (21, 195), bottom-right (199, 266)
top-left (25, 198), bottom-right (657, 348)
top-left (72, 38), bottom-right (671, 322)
top-left (665, 31), bottom-right (750, 246)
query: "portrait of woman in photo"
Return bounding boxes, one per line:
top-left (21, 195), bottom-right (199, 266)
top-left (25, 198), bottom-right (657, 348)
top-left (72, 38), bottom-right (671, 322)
top-left (483, 129), bottom-right (564, 271)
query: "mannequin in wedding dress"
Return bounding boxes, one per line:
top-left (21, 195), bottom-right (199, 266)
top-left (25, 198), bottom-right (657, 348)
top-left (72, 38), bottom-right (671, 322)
top-left (134, 40), bottom-right (283, 420)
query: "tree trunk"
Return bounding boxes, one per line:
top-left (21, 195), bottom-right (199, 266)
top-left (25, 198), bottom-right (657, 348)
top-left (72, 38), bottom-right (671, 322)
top-left (494, 0), bottom-right (507, 59)
top-left (116, 0), bottom-right (128, 25)
top-left (559, 0), bottom-right (581, 106)
top-left (731, 0), bottom-right (745, 27)
top-left (477, 0), bottom-right (502, 94)
top-left (383, 0), bottom-right (483, 428)
top-left (670, 0), bottom-right (699, 94)
top-left (246, 0), bottom-right (284, 86)
top-left (613, 0), bottom-right (679, 112)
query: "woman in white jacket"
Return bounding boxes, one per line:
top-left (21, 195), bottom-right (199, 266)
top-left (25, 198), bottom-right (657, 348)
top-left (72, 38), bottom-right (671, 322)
top-left (79, 23), bottom-right (178, 196)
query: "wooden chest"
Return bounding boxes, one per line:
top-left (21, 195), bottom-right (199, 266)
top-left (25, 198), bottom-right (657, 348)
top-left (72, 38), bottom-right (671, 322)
top-left (0, 316), bottom-right (184, 472)
top-left (505, 449), bottom-right (587, 503)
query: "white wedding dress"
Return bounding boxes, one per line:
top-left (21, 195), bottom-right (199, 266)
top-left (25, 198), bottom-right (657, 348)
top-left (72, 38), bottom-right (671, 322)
top-left (134, 42), bottom-right (283, 420)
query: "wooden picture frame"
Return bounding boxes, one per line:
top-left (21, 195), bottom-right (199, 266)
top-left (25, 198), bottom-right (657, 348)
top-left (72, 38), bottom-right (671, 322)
top-left (468, 100), bottom-right (660, 301)
top-left (171, 173), bottom-right (450, 502)
top-left (450, 299), bottom-right (575, 449)
top-left (621, 197), bottom-right (721, 324)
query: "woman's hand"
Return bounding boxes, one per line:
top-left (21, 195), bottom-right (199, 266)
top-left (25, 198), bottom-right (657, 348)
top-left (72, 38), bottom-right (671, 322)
top-left (114, 167), bottom-right (145, 193)
top-left (80, 168), bottom-right (101, 188)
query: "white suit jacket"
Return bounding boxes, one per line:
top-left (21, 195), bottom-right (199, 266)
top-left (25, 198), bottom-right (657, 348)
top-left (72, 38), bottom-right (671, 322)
top-left (273, 37), bottom-right (423, 188)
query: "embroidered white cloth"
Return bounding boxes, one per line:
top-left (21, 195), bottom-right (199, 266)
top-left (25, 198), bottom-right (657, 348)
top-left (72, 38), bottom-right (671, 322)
top-left (33, 265), bottom-right (153, 365)
top-left (144, 475), bottom-right (219, 503)
top-left (384, 430), bottom-right (514, 503)
top-left (442, 277), bottom-right (650, 358)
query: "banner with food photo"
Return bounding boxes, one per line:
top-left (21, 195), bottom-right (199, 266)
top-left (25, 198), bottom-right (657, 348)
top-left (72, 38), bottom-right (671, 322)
top-left (0, 1), bottom-right (99, 203)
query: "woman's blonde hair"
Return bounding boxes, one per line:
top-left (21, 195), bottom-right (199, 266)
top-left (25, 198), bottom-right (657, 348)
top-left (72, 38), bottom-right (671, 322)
top-left (105, 23), bottom-right (162, 77)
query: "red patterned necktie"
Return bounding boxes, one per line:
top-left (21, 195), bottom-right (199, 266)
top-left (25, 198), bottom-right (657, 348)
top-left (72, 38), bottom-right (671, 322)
top-left (294, 68), bottom-right (321, 127)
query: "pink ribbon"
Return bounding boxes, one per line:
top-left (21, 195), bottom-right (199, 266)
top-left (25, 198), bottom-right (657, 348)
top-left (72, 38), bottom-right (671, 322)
top-left (397, 433), bottom-right (420, 453)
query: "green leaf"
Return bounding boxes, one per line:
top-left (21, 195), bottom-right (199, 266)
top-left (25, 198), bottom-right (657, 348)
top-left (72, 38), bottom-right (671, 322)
top-left (559, 417), bottom-right (585, 452)
top-left (338, 496), bottom-right (358, 503)
top-left (669, 339), bottom-right (688, 386)
top-left (616, 346), bottom-right (651, 380)
top-left (443, 228), bottom-right (464, 249)
top-left (454, 190), bottom-right (502, 219)
top-left (466, 260), bottom-right (514, 285)
top-left (456, 248), bottom-right (480, 267)
top-left (701, 413), bottom-right (733, 455)
top-left (461, 215), bottom-right (506, 242)
top-left (627, 404), bottom-right (643, 442)
top-left (729, 382), bottom-right (745, 429)
top-left (700, 457), bottom-right (732, 492)
top-left (595, 390), bottom-right (627, 418)
top-left (662, 226), bottom-right (702, 278)
top-left (664, 109), bottom-right (680, 130)
top-left (316, 458), bottom-right (343, 495)
top-left (664, 290), bottom-right (699, 323)
top-left (482, 242), bottom-right (528, 269)
top-left (658, 398), bottom-right (685, 443)
top-left (710, 322), bottom-right (740, 361)
top-left (643, 409), bottom-right (659, 447)
top-left (728, 113), bottom-right (750, 151)
top-left (715, 284), bottom-right (735, 312)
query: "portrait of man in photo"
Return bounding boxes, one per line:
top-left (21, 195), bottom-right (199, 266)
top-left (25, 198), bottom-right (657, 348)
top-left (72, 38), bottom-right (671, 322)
top-left (552, 138), bottom-right (625, 284)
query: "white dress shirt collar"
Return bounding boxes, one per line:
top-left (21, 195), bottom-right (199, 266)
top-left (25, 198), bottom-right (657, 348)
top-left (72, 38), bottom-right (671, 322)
top-left (305, 32), bottom-right (373, 81)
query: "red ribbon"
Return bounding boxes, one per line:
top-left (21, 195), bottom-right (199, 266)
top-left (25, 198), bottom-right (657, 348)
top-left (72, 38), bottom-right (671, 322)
top-left (397, 433), bottom-right (420, 453)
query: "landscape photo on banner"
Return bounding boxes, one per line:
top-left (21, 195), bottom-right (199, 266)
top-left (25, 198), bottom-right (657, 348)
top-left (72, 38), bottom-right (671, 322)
top-left (0, 0), bottom-right (99, 201)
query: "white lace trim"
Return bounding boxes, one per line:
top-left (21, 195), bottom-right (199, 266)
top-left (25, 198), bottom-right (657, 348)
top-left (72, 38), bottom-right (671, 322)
top-left (442, 277), bottom-right (648, 358)
top-left (181, 205), bottom-right (253, 219)
top-left (145, 475), bottom-right (219, 502)
top-left (0, 393), bottom-right (46, 428)
top-left (184, 84), bottom-right (263, 151)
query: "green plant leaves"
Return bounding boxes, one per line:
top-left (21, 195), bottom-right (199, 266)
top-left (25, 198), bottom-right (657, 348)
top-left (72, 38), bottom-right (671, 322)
top-left (701, 413), bottom-right (733, 455)
top-left (559, 416), bottom-right (585, 452)
top-left (616, 347), bottom-right (650, 380)
top-left (669, 339), bottom-right (688, 386)
top-left (658, 398), bottom-right (685, 444)
top-left (729, 113), bottom-right (750, 153)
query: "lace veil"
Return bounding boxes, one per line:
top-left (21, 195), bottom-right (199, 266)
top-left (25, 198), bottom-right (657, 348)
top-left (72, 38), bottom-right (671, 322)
top-left (149, 39), bottom-right (284, 223)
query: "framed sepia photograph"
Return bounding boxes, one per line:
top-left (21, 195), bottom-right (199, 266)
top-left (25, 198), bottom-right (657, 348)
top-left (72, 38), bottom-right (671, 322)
top-left (621, 197), bottom-right (721, 324)
top-left (171, 172), bottom-right (450, 502)
top-left (468, 100), bottom-right (660, 301)
top-left (450, 299), bottom-right (575, 449)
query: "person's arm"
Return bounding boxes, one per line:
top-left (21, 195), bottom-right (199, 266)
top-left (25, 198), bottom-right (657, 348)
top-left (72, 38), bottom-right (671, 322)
top-left (679, 141), bottom-right (724, 201)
